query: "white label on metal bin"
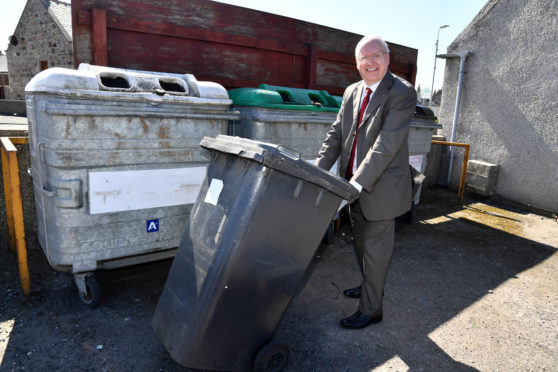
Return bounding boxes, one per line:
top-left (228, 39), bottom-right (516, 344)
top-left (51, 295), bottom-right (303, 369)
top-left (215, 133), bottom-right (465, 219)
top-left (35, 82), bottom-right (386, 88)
top-left (89, 167), bottom-right (206, 214)
top-left (204, 178), bottom-right (223, 206)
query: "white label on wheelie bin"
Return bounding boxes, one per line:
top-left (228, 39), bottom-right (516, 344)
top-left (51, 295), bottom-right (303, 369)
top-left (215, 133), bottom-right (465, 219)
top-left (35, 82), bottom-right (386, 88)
top-left (204, 178), bottom-right (223, 206)
top-left (89, 167), bottom-right (206, 214)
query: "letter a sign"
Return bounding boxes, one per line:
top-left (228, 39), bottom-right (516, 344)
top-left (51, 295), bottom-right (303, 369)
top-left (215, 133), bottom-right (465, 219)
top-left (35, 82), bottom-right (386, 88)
top-left (147, 219), bottom-right (159, 233)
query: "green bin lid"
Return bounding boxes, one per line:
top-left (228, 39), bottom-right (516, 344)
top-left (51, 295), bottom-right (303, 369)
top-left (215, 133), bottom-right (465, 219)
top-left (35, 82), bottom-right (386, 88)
top-left (332, 95), bottom-right (343, 107)
top-left (228, 84), bottom-right (340, 112)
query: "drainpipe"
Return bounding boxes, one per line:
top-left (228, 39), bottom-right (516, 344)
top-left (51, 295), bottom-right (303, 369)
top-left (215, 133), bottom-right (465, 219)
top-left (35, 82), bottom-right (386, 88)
top-left (437, 51), bottom-right (473, 186)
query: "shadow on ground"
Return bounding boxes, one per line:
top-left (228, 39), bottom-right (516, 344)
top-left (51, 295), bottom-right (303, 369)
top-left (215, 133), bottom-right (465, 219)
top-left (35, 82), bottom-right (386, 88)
top-left (1, 187), bottom-right (556, 371)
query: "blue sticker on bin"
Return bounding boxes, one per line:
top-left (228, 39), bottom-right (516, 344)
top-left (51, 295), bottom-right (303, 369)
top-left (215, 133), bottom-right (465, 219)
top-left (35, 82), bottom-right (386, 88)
top-left (147, 219), bottom-right (159, 233)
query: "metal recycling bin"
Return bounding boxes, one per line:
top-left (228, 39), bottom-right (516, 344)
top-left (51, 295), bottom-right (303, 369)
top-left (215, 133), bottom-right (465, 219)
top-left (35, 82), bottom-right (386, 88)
top-left (227, 84), bottom-right (340, 162)
top-left (409, 105), bottom-right (442, 204)
top-left (152, 135), bottom-right (359, 371)
top-left (24, 64), bottom-right (239, 306)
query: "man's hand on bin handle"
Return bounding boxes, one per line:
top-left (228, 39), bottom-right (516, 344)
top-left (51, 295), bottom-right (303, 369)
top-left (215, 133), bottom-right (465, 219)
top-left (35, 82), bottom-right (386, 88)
top-left (338, 178), bottom-right (362, 212)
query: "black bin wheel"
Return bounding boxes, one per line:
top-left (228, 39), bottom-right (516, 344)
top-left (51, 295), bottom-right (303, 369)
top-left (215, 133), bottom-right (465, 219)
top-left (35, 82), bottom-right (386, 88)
top-left (254, 341), bottom-right (289, 372)
top-left (78, 275), bottom-right (102, 308)
top-left (324, 221), bottom-right (335, 245)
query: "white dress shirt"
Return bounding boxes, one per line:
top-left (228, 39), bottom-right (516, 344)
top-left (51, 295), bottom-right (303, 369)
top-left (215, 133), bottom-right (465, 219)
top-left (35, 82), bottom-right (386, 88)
top-left (352, 81), bottom-right (381, 177)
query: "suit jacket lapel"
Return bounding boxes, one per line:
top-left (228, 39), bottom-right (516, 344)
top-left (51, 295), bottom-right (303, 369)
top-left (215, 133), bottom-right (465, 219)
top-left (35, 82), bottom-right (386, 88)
top-left (360, 73), bottom-right (394, 127)
top-left (352, 83), bottom-right (364, 127)
top-left (346, 83), bottom-right (365, 151)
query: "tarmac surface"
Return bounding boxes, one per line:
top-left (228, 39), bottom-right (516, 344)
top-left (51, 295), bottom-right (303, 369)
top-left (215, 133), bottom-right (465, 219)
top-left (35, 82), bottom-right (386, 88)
top-left (1, 171), bottom-right (557, 371)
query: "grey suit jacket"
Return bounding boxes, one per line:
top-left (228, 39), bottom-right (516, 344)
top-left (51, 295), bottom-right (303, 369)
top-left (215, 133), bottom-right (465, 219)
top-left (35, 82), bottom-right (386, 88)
top-left (316, 72), bottom-right (417, 221)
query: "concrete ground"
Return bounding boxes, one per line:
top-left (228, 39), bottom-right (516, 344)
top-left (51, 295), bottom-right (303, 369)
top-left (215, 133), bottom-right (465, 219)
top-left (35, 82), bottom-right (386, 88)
top-left (1, 177), bottom-right (557, 370)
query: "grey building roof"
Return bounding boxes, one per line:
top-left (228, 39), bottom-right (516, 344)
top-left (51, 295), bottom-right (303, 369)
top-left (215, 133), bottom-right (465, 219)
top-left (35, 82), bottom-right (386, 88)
top-left (42, 0), bottom-right (72, 41)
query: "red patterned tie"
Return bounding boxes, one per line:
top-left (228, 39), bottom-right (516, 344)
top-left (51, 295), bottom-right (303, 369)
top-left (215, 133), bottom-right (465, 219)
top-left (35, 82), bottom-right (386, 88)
top-left (346, 87), bottom-right (372, 179)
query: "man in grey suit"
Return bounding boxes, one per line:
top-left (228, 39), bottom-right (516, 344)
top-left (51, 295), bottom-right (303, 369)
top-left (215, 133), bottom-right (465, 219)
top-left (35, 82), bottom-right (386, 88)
top-left (316, 36), bottom-right (417, 329)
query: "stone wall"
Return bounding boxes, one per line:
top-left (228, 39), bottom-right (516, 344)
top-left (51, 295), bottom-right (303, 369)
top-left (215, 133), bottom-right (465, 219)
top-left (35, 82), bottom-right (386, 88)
top-left (6, 0), bottom-right (73, 100)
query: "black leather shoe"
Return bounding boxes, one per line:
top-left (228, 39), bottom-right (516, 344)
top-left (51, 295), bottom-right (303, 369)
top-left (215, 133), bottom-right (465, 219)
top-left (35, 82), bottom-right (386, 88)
top-left (340, 311), bottom-right (382, 329)
top-left (343, 286), bottom-right (361, 298)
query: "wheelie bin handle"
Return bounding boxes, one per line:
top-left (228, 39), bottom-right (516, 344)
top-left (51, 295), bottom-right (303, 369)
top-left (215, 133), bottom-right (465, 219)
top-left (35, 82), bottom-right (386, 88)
top-left (277, 145), bottom-right (301, 161)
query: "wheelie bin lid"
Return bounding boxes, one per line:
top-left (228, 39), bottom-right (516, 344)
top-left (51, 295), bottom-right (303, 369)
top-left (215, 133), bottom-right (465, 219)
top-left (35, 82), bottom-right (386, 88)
top-left (200, 135), bottom-right (359, 203)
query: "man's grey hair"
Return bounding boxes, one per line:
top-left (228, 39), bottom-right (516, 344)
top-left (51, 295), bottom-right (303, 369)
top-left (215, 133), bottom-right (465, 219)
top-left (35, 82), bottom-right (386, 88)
top-left (355, 36), bottom-right (390, 58)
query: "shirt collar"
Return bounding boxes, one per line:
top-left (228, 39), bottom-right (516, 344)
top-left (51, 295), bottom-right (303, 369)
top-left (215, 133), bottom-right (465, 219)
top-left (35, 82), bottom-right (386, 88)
top-left (366, 81), bottom-right (381, 92)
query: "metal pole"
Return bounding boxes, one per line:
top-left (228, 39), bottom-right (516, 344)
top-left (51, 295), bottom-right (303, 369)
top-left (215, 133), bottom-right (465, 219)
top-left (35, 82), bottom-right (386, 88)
top-left (446, 52), bottom-right (473, 186)
top-left (1, 137), bottom-right (31, 295)
top-left (432, 140), bottom-right (470, 204)
top-left (429, 25), bottom-right (449, 106)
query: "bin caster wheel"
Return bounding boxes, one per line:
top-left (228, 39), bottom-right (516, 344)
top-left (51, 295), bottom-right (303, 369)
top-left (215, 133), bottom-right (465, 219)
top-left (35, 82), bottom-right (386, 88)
top-left (254, 341), bottom-right (289, 372)
top-left (74, 274), bottom-right (102, 308)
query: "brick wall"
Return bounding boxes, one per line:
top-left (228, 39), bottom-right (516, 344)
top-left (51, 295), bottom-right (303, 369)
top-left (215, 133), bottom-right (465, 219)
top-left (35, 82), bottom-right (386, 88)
top-left (6, 0), bottom-right (73, 100)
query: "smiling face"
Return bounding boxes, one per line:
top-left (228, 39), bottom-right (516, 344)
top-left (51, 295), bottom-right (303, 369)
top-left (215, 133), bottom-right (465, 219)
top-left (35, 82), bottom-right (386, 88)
top-left (356, 39), bottom-right (390, 85)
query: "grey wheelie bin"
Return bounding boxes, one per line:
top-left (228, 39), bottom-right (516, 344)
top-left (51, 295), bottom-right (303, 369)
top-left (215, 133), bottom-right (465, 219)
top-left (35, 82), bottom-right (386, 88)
top-left (152, 135), bottom-right (359, 371)
top-left (24, 64), bottom-right (239, 306)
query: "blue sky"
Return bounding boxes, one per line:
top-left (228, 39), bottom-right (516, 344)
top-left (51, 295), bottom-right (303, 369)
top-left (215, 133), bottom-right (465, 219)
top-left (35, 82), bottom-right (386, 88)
top-left (1, 0), bottom-right (487, 95)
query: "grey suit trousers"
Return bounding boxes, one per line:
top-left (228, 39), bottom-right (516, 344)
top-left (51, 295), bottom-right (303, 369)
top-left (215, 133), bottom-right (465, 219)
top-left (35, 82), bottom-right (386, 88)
top-left (349, 201), bottom-right (395, 316)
